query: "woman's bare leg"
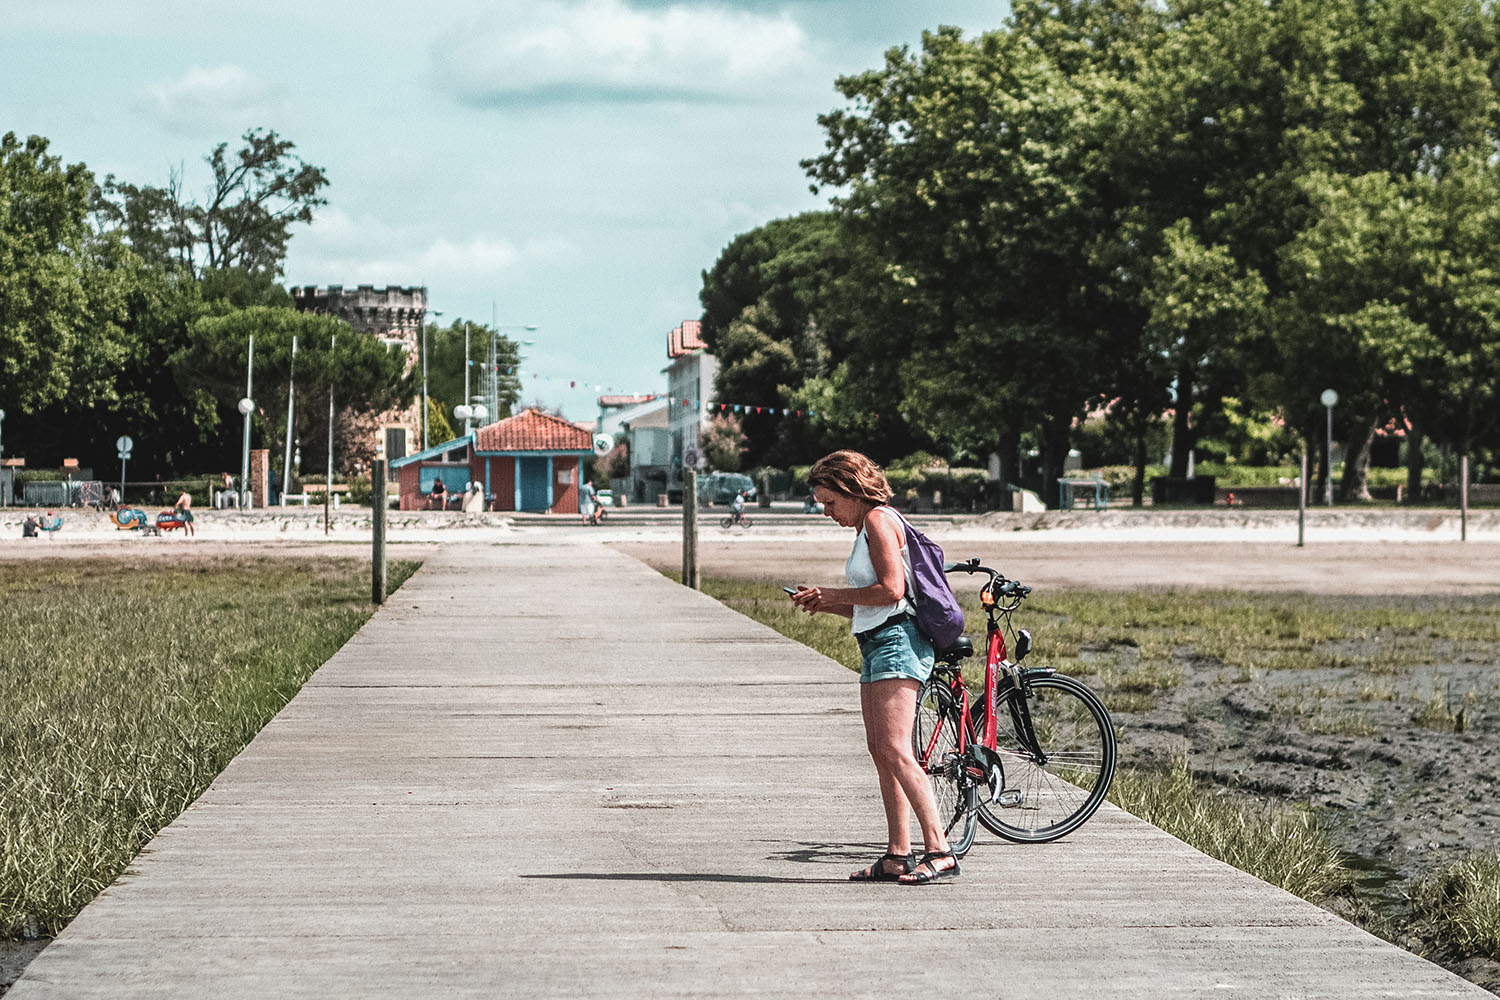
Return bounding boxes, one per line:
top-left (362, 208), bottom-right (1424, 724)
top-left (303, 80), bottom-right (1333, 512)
top-left (860, 678), bottom-right (953, 876)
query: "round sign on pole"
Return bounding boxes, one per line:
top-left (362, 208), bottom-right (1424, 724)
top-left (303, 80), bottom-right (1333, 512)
top-left (683, 448), bottom-right (699, 468)
top-left (1320, 389), bottom-right (1339, 408)
top-left (116, 435), bottom-right (133, 453)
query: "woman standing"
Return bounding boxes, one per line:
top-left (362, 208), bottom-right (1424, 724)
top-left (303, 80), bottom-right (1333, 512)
top-left (790, 450), bottom-right (958, 884)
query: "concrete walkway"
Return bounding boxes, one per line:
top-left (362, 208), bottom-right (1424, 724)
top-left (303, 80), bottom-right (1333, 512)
top-left (8, 542), bottom-right (1490, 998)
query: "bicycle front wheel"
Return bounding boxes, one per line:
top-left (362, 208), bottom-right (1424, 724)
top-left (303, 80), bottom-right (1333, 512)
top-left (913, 679), bottom-right (978, 857)
top-left (978, 673), bottom-right (1116, 843)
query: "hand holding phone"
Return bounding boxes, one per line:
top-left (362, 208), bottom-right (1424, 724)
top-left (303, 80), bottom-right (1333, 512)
top-left (782, 586), bottom-right (799, 596)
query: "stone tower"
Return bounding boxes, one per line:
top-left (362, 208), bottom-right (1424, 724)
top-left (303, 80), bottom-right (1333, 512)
top-left (291, 284), bottom-right (426, 474)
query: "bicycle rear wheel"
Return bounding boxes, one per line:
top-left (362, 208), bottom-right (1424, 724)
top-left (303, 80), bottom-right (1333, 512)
top-left (913, 678), bottom-right (978, 857)
top-left (977, 673), bottom-right (1115, 843)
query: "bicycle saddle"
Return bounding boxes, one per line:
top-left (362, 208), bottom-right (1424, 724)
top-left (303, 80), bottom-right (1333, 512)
top-left (936, 636), bottom-right (974, 662)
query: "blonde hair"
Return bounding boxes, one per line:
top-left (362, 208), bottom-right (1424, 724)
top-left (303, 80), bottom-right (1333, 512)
top-left (807, 450), bottom-right (893, 504)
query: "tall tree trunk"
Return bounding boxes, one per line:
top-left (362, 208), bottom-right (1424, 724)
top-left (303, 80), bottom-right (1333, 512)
top-left (990, 433), bottom-right (1021, 511)
top-left (1339, 417), bottom-right (1376, 501)
top-left (1131, 422), bottom-right (1148, 507)
top-left (1042, 416), bottom-right (1071, 510)
top-left (1170, 365), bottom-right (1195, 478)
top-left (1405, 416), bottom-right (1424, 503)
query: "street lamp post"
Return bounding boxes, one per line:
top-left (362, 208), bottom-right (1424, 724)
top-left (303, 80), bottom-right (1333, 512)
top-left (282, 336), bottom-right (296, 507)
top-left (453, 404), bottom-right (488, 437)
top-left (240, 334), bottom-right (254, 509)
top-left (326, 332), bottom-right (336, 535)
top-left (480, 323), bottom-right (538, 425)
top-left (422, 310), bottom-right (442, 451)
top-left (237, 396), bottom-right (254, 509)
top-left (1320, 388), bottom-right (1338, 507)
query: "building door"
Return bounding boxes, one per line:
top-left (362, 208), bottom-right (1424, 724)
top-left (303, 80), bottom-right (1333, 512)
top-left (517, 457), bottom-right (550, 511)
top-left (385, 427), bottom-right (407, 462)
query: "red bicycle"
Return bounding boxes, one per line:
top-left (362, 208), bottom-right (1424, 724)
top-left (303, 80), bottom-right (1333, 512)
top-left (914, 559), bottom-right (1116, 854)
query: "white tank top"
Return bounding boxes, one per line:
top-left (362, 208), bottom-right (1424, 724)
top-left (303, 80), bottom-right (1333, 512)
top-left (846, 506), bottom-right (914, 635)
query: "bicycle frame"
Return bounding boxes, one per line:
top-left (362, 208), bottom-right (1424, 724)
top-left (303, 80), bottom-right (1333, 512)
top-left (920, 563), bottom-right (1051, 792)
top-left (916, 559), bottom-right (1117, 846)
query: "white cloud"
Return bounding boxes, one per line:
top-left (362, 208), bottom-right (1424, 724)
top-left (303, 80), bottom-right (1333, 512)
top-left (287, 208), bottom-right (581, 288)
top-left (435, 0), bottom-right (815, 104)
top-left (136, 65), bottom-right (281, 135)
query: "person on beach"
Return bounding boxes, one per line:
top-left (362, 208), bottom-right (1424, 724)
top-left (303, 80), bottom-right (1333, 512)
top-left (789, 450), bottom-right (957, 884)
top-left (175, 488), bottom-right (195, 537)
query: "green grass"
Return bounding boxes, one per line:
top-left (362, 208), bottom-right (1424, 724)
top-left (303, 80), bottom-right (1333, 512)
top-left (698, 578), bottom-right (1500, 718)
top-left (692, 575), bottom-right (864, 671)
top-left (1411, 853), bottom-right (1500, 959)
top-left (1108, 758), bottom-right (1349, 902)
top-left (0, 555), bottom-right (418, 938)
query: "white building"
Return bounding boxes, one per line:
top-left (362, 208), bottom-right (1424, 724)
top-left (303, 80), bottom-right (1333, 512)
top-left (663, 320), bottom-right (716, 501)
top-left (593, 394), bottom-right (671, 503)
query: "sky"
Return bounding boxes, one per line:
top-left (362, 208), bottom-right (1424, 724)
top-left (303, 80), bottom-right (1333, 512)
top-left (3, 0), bottom-right (1009, 422)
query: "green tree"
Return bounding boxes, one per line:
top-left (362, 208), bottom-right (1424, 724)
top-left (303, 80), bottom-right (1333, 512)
top-left (0, 133), bottom-right (92, 413)
top-left (423, 318), bottom-right (523, 423)
top-left (698, 212), bottom-right (848, 466)
top-left (805, 10), bottom-right (1157, 499)
top-left (1142, 221), bottom-right (1268, 479)
top-left (96, 129), bottom-right (328, 278)
top-left (173, 307), bottom-right (413, 474)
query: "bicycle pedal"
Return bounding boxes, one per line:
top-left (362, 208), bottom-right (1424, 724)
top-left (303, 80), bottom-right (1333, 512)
top-left (996, 789), bottom-right (1023, 808)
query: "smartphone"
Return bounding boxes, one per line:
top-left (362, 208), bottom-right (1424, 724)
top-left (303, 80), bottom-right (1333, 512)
top-left (783, 586), bottom-right (800, 595)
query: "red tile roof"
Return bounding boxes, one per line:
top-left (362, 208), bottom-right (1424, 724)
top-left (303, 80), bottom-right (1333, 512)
top-left (667, 319), bottom-right (707, 358)
top-left (474, 408), bottom-right (594, 452)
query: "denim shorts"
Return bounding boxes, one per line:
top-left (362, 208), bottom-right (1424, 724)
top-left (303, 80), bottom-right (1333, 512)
top-left (856, 617), bottom-right (935, 685)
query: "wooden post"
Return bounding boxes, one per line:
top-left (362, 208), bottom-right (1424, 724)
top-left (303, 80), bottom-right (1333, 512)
top-left (682, 465), bottom-right (699, 590)
top-left (1297, 450), bottom-right (1307, 548)
top-left (371, 459), bottom-right (387, 605)
top-left (1460, 452), bottom-right (1469, 543)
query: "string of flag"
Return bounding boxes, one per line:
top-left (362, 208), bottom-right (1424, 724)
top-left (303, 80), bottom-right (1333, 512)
top-left (463, 360), bottom-right (857, 420)
top-left (468, 360), bottom-right (652, 397)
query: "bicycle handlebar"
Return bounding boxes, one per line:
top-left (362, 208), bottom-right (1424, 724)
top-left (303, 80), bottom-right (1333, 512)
top-left (942, 558), bottom-right (1031, 600)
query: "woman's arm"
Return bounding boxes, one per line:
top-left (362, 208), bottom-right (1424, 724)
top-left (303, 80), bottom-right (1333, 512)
top-left (790, 508), bottom-right (906, 615)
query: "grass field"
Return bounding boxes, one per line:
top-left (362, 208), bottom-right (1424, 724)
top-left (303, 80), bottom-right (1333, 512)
top-left (0, 555), bottom-right (418, 939)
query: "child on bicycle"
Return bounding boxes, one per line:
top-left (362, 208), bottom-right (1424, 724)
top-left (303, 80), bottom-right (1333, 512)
top-left (730, 490), bottom-right (746, 524)
top-left (789, 450), bottom-right (957, 885)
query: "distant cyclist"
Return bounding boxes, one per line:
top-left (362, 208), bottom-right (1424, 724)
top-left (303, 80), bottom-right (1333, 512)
top-left (730, 490), bottom-right (746, 524)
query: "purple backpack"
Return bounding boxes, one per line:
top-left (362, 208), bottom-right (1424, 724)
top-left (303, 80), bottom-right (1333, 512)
top-left (894, 511), bottom-right (966, 649)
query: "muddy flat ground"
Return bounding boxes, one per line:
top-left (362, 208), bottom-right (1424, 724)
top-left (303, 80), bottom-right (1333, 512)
top-left (612, 537), bottom-right (1500, 595)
